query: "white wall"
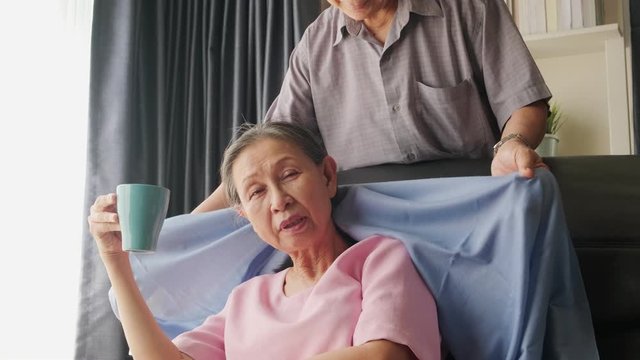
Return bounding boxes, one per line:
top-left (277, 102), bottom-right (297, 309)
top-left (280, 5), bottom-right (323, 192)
top-left (524, 0), bottom-right (635, 157)
top-left (536, 53), bottom-right (612, 156)
top-left (0, 0), bottom-right (92, 358)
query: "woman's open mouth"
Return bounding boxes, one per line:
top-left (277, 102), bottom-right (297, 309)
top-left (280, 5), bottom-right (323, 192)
top-left (280, 215), bottom-right (307, 232)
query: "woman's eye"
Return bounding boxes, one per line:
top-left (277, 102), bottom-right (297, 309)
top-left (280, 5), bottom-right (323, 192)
top-left (248, 188), bottom-right (263, 200)
top-left (282, 170), bottom-right (299, 180)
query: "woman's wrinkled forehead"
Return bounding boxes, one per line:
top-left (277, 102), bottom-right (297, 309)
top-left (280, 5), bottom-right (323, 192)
top-left (232, 137), bottom-right (309, 177)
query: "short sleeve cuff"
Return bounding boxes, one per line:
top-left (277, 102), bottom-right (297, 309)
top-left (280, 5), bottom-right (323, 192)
top-left (495, 82), bottom-right (552, 129)
top-left (354, 318), bottom-right (440, 360)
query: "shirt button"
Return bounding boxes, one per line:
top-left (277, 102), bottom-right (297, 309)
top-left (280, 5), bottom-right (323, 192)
top-left (392, 104), bottom-right (401, 112)
top-left (406, 152), bottom-right (416, 161)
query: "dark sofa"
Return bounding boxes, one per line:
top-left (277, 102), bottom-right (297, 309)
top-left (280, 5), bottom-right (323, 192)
top-left (337, 155), bottom-right (640, 360)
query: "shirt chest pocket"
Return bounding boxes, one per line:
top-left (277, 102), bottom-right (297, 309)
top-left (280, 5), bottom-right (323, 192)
top-left (413, 78), bottom-right (494, 157)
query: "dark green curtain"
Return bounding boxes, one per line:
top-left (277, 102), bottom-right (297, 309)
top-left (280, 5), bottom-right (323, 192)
top-left (75, 1), bottom-right (320, 358)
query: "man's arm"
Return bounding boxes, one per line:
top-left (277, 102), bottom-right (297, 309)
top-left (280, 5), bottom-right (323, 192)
top-left (193, 33), bottom-right (317, 214)
top-left (491, 100), bottom-right (548, 178)
top-left (191, 184), bottom-right (229, 213)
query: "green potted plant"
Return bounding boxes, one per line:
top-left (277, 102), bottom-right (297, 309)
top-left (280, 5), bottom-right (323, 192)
top-left (536, 102), bottom-right (565, 157)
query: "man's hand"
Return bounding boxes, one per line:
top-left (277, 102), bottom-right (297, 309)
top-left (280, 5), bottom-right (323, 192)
top-left (491, 139), bottom-right (547, 178)
top-left (493, 100), bottom-right (549, 177)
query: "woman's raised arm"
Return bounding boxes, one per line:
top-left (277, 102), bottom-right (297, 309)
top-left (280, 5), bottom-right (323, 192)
top-left (88, 193), bottom-right (189, 360)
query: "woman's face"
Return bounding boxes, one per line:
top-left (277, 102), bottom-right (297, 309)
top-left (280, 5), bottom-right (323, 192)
top-left (327, 0), bottom-right (390, 21)
top-left (232, 138), bottom-right (338, 254)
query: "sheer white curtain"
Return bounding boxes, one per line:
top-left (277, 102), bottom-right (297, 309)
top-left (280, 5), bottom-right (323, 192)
top-left (0, 0), bottom-right (93, 358)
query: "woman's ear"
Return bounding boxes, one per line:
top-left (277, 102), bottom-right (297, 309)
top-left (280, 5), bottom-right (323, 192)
top-left (321, 155), bottom-right (338, 198)
top-left (235, 205), bottom-right (246, 218)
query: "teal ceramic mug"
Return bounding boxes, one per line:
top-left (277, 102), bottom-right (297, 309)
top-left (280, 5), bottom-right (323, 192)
top-left (116, 184), bottom-right (170, 253)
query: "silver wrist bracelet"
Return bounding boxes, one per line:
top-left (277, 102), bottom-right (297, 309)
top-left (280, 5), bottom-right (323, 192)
top-left (493, 133), bottom-right (530, 156)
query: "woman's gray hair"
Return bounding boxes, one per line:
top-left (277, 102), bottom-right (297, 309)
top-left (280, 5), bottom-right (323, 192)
top-left (221, 122), bottom-right (327, 206)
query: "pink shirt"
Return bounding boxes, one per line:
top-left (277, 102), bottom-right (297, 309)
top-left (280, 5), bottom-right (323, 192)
top-left (173, 235), bottom-right (440, 359)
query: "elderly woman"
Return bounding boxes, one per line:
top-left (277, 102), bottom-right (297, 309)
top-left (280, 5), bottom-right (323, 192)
top-left (89, 122), bottom-right (440, 360)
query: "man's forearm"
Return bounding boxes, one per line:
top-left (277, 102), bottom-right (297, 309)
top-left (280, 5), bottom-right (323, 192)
top-left (191, 184), bottom-right (229, 213)
top-left (501, 100), bottom-right (548, 148)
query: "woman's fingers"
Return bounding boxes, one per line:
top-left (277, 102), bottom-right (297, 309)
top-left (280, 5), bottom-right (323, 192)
top-left (89, 193), bottom-right (118, 222)
top-left (87, 193), bottom-right (127, 258)
top-left (89, 210), bottom-right (119, 224)
top-left (88, 193), bottom-right (123, 237)
top-left (90, 193), bottom-right (117, 214)
top-left (89, 221), bottom-right (122, 235)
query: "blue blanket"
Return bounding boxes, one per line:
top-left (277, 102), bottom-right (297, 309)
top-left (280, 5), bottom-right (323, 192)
top-left (109, 170), bottom-right (598, 359)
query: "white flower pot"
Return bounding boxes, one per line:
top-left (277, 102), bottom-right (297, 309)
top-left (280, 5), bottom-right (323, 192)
top-left (535, 134), bottom-right (559, 157)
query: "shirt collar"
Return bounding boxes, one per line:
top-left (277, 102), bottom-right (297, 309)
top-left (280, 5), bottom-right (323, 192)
top-left (333, 0), bottom-right (443, 47)
top-left (408, 0), bottom-right (442, 17)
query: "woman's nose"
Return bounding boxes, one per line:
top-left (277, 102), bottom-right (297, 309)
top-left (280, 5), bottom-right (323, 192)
top-left (270, 187), bottom-right (292, 212)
